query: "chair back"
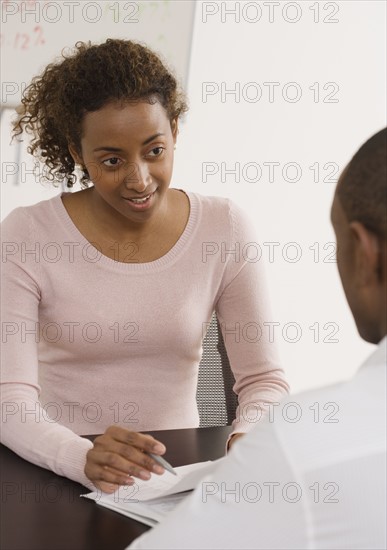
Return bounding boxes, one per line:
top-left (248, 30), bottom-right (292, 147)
top-left (196, 313), bottom-right (238, 427)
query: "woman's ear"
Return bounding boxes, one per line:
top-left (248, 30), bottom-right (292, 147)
top-left (170, 118), bottom-right (179, 145)
top-left (68, 143), bottom-right (84, 166)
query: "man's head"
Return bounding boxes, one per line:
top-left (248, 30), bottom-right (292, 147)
top-left (331, 128), bottom-right (386, 344)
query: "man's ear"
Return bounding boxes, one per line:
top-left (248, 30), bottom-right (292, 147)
top-left (349, 222), bottom-right (381, 285)
top-left (68, 143), bottom-right (84, 166)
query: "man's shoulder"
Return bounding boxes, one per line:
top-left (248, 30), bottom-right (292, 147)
top-left (269, 364), bottom-right (386, 473)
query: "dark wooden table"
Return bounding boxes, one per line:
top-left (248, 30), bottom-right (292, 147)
top-left (0, 426), bottom-right (232, 550)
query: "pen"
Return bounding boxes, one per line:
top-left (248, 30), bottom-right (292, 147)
top-left (148, 453), bottom-right (177, 476)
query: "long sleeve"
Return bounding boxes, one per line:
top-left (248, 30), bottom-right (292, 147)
top-left (0, 383), bottom-right (94, 488)
top-left (215, 200), bottom-right (289, 435)
top-left (1, 207), bottom-right (94, 487)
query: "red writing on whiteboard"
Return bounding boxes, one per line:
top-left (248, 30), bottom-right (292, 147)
top-left (1, 25), bottom-right (45, 49)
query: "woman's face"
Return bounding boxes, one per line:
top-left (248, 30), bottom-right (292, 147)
top-left (70, 99), bottom-right (177, 228)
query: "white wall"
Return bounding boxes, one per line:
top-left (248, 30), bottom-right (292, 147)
top-left (172, 0), bottom-right (386, 392)
top-left (2, 1), bottom-right (386, 394)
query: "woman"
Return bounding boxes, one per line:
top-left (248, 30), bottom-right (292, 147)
top-left (1, 39), bottom-right (289, 493)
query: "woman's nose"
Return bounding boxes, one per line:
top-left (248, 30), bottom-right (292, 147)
top-left (123, 162), bottom-right (151, 192)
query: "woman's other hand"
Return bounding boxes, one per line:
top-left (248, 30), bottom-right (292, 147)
top-left (227, 432), bottom-right (245, 450)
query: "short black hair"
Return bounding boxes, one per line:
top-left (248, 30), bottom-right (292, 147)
top-left (337, 127), bottom-right (387, 239)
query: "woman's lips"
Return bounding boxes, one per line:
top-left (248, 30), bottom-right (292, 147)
top-left (122, 191), bottom-right (155, 211)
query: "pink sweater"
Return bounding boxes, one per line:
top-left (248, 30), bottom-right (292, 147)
top-left (1, 190), bottom-right (289, 488)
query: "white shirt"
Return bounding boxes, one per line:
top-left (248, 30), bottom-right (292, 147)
top-left (128, 338), bottom-right (386, 550)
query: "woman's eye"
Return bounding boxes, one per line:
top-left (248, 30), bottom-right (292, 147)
top-left (147, 147), bottom-right (164, 157)
top-left (103, 157), bottom-right (121, 167)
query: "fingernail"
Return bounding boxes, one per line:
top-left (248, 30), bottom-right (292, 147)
top-left (139, 470), bottom-right (151, 480)
top-left (153, 444), bottom-right (165, 453)
top-left (153, 464), bottom-right (165, 474)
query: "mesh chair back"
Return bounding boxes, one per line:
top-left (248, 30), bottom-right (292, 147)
top-left (196, 312), bottom-right (238, 427)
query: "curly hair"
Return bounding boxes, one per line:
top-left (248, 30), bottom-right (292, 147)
top-left (12, 39), bottom-right (189, 188)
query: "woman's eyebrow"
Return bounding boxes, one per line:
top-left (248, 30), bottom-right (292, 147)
top-left (93, 133), bottom-right (165, 152)
top-left (93, 146), bottom-right (123, 152)
top-left (142, 132), bottom-right (165, 145)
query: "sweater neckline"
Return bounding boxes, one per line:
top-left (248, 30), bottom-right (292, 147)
top-left (52, 189), bottom-right (199, 272)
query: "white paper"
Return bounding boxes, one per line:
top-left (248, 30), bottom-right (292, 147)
top-left (82, 460), bottom-right (222, 526)
top-left (95, 492), bottom-right (188, 526)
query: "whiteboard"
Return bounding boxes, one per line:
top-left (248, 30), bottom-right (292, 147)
top-left (1, 0), bottom-right (196, 107)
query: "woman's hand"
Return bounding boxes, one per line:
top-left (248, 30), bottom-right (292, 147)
top-left (85, 425), bottom-right (167, 493)
top-left (227, 432), bottom-right (245, 450)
